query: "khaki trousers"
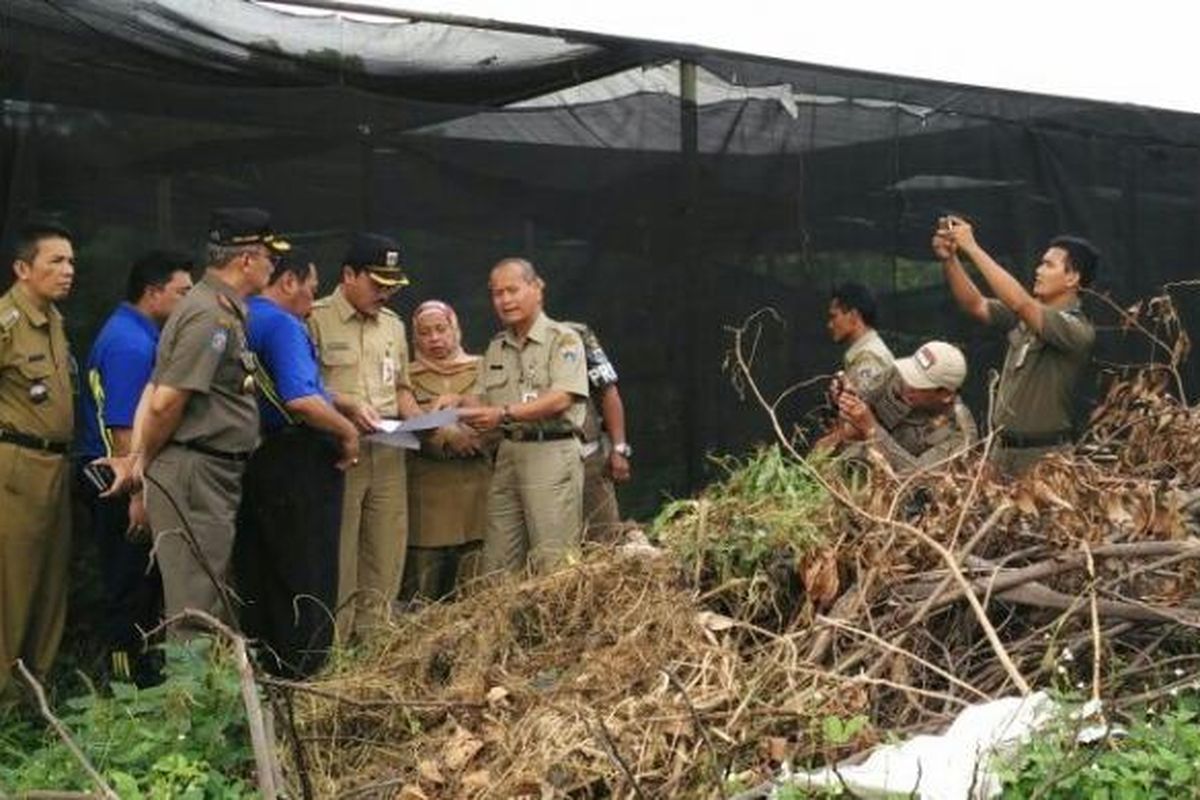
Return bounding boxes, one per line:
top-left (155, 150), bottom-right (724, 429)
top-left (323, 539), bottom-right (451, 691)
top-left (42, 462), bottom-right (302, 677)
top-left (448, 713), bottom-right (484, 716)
top-left (337, 439), bottom-right (407, 640)
top-left (483, 439), bottom-right (583, 575)
top-left (0, 443), bottom-right (70, 701)
top-left (581, 447), bottom-right (623, 544)
top-left (146, 445), bottom-right (244, 636)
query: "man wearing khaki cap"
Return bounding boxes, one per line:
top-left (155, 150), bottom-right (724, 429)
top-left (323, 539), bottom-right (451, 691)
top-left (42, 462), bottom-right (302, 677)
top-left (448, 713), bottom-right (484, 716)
top-left (307, 233), bottom-right (421, 640)
top-left (825, 341), bottom-right (977, 473)
top-left (100, 208), bottom-right (287, 635)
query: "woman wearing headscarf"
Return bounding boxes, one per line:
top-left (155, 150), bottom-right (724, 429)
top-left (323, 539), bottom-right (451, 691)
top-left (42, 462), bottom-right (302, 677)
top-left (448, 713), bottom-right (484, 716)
top-left (401, 300), bottom-right (492, 601)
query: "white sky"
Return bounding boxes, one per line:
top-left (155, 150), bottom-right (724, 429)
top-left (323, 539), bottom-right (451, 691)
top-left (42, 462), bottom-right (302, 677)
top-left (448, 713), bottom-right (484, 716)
top-left (269, 0), bottom-right (1200, 114)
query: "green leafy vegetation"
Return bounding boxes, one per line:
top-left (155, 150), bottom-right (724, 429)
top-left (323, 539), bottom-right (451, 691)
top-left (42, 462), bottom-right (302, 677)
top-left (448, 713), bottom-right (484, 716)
top-left (0, 639), bottom-right (255, 799)
top-left (654, 444), bottom-right (831, 582)
top-left (998, 692), bottom-right (1200, 799)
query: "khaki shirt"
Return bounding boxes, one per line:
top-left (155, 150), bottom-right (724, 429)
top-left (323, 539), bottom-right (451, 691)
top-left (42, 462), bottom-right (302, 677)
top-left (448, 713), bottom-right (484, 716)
top-left (859, 373), bottom-right (977, 473)
top-left (0, 284), bottom-right (74, 443)
top-left (986, 298), bottom-right (1094, 435)
top-left (308, 287), bottom-right (410, 417)
top-left (481, 312), bottom-right (588, 432)
top-left (843, 329), bottom-right (894, 395)
top-left (153, 273), bottom-right (259, 453)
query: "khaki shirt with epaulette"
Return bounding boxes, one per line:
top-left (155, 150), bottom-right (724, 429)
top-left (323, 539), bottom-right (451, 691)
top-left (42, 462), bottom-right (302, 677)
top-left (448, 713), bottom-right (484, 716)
top-left (0, 284), bottom-right (74, 443)
top-left (152, 273), bottom-right (259, 453)
top-left (308, 287), bottom-right (410, 417)
top-left (481, 312), bottom-right (588, 433)
top-left (986, 298), bottom-right (1095, 436)
top-left (843, 329), bottom-right (895, 395)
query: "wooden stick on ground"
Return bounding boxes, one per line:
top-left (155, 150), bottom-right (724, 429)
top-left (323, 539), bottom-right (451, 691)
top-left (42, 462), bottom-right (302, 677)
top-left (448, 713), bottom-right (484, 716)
top-left (147, 609), bottom-right (280, 798)
top-left (15, 659), bottom-right (119, 800)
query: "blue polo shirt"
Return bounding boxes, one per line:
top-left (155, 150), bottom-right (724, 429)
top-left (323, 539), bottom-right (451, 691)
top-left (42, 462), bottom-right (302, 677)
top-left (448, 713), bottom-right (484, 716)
top-left (247, 295), bottom-right (331, 434)
top-left (80, 303), bottom-right (159, 459)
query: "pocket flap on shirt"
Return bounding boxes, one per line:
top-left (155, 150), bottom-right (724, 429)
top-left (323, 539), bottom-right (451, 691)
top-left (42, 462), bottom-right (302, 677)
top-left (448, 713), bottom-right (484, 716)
top-left (17, 355), bottom-right (53, 381)
top-left (320, 346), bottom-right (358, 367)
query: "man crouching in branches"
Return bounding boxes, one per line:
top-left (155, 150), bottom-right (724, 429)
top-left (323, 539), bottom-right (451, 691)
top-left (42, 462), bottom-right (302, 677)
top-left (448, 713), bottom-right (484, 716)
top-left (815, 341), bottom-right (977, 474)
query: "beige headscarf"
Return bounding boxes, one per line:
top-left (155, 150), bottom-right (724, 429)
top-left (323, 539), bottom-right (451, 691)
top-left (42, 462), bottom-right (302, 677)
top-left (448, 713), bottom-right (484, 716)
top-left (412, 299), bottom-right (476, 375)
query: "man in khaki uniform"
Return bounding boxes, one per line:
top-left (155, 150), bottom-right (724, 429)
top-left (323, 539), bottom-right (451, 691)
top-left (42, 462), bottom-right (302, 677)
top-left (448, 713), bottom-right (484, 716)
top-left (827, 282), bottom-right (894, 395)
top-left (460, 258), bottom-right (589, 574)
top-left (0, 221), bottom-right (75, 700)
top-left (565, 321), bottom-right (632, 544)
top-left (827, 341), bottom-right (977, 474)
top-left (308, 233), bottom-right (421, 639)
top-left (110, 208), bottom-right (284, 635)
top-left (935, 217), bottom-right (1098, 476)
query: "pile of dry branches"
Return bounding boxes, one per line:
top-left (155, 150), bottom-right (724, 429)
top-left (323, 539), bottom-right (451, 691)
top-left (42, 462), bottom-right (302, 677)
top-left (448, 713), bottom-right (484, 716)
top-left (281, 295), bottom-right (1200, 799)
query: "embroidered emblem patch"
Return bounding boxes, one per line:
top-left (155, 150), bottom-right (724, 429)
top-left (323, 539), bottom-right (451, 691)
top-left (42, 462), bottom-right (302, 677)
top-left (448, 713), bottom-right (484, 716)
top-left (210, 328), bottom-right (228, 352)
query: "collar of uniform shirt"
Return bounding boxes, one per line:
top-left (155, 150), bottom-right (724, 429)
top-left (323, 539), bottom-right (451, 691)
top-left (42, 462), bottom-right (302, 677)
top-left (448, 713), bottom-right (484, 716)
top-left (502, 311), bottom-right (549, 347)
top-left (11, 282), bottom-right (53, 327)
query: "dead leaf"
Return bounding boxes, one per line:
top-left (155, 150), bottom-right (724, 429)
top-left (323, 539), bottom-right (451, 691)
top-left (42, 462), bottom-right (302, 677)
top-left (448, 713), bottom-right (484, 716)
top-left (443, 727), bottom-right (484, 772)
top-left (1014, 487), bottom-right (1039, 517)
top-left (696, 610), bottom-right (737, 631)
top-left (418, 760), bottom-right (445, 785)
top-left (396, 786), bottom-right (427, 800)
top-left (1103, 494), bottom-right (1134, 529)
top-left (761, 736), bottom-right (789, 762)
top-left (800, 550), bottom-right (840, 607)
top-left (1032, 480), bottom-right (1075, 511)
top-left (461, 770), bottom-right (491, 793)
top-left (486, 685), bottom-right (511, 707)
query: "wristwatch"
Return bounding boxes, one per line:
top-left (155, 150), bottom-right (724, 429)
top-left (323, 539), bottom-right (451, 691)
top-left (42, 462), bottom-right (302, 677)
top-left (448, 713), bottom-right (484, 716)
top-left (613, 442), bottom-right (633, 458)
top-left (501, 405), bottom-right (514, 425)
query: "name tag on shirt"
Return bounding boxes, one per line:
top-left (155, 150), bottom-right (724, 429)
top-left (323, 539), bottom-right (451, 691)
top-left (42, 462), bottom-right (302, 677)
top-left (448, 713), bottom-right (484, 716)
top-left (382, 356), bottom-right (395, 386)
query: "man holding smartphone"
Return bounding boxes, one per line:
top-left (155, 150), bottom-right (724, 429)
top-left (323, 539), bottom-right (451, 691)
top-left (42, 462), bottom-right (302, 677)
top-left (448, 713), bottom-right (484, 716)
top-left (78, 250), bottom-right (193, 685)
top-left (934, 216), bottom-right (1098, 475)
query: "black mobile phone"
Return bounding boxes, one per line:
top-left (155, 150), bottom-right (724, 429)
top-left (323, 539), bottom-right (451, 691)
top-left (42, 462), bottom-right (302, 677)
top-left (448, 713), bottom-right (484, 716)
top-left (83, 462), bottom-right (116, 493)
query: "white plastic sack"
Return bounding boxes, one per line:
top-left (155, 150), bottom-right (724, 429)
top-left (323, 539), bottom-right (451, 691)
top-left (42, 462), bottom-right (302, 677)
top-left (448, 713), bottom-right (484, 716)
top-left (775, 692), bottom-right (1056, 800)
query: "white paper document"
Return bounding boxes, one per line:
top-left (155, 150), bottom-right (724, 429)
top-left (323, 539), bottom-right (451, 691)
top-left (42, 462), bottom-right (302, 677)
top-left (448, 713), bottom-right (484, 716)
top-left (366, 408), bottom-right (460, 449)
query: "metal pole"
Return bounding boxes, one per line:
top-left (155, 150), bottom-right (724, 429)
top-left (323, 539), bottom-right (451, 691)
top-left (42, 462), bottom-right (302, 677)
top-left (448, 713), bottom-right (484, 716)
top-left (679, 59), bottom-right (703, 489)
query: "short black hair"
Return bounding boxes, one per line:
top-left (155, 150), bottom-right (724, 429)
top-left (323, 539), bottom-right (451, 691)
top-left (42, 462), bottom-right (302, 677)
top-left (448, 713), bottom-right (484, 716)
top-left (831, 281), bottom-right (878, 327)
top-left (14, 220), bottom-right (73, 264)
top-left (1049, 235), bottom-right (1099, 288)
top-left (125, 249), bottom-right (193, 303)
top-left (268, 249), bottom-right (315, 286)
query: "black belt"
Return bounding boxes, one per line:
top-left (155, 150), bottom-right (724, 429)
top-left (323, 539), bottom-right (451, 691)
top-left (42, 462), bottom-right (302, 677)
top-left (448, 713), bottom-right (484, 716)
top-left (173, 440), bottom-right (253, 462)
top-left (999, 430), bottom-right (1073, 448)
top-left (0, 428), bottom-right (69, 455)
top-left (502, 428), bottom-right (576, 443)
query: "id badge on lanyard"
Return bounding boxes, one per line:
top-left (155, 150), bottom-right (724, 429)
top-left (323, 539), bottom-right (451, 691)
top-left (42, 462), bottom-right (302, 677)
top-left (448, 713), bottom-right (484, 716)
top-left (382, 352), bottom-right (395, 387)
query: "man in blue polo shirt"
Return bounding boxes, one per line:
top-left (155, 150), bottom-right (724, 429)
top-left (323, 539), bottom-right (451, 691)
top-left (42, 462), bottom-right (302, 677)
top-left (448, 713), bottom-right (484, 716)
top-left (79, 250), bottom-right (193, 685)
top-left (235, 249), bottom-right (358, 678)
